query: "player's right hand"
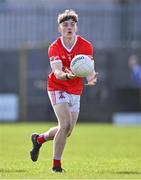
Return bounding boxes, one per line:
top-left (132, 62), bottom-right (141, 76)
top-left (64, 67), bottom-right (76, 79)
top-left (66, 73), bottom-right (76, 80)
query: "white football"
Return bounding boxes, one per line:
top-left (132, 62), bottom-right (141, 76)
top-left (70, 54), bottom-right (94, 77)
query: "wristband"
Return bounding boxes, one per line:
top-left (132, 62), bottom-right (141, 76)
top-left (66, 74), bottom-right (70, 80)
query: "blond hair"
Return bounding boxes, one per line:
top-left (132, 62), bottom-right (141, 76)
top-left (57, 9), bottom-right (78, 24)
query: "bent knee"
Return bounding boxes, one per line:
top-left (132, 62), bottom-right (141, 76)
top-left (60, 122), bottom-right (71, 133)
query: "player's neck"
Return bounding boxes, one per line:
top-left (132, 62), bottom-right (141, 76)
top-left (62, 36), bottom-right (77, 50)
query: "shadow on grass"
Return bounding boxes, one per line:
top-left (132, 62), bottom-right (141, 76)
top-left (0, 168), bottom-right (26, 173)
top-left (113, 171), bottom-right (141, 175)
top-left (98, 170), bottom-right (141, 175)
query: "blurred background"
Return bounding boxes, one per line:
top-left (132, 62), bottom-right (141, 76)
top-left (0, 0), bottom-right (141, 124)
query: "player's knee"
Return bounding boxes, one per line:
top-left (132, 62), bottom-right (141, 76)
top-left (60, 122), bottom-right (70, 133)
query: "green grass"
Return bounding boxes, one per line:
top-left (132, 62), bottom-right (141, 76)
top-left (0, 122), bottom-right (141, 179)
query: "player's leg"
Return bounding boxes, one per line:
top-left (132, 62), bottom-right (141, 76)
top-left (30, 126), bottom-right (60, 162)
top-left (52, 102), bottom-right (72, 172)
top-left (36, 112), bottom-right (79, 141)
top-left (67, 112), bottom-right (79, 137)
top-left (30, 91), bottom-right (70, 163)
top-left (67, 94), bottom-right (80, 137)
top-left (33, 111), bottom-right (78, 143)
top-left (37, 126), bottom-right (58, 142)
top-left (52, 94), bottom-right (80, 172)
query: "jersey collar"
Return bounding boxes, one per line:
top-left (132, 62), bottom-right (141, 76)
top-left (60, 36), bottom-right (78, 53)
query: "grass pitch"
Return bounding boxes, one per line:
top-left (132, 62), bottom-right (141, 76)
top-left (0, 122), bottom-right (141, 179)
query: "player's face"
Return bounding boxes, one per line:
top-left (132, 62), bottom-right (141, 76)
top-left (58, 19), bottom-right (78, 39)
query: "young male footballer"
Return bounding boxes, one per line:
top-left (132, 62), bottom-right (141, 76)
top-left (30, 9), bottom-right (98, 172)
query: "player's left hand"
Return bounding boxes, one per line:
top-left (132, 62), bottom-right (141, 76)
top-left (85, 72), bottom-right (98, 86)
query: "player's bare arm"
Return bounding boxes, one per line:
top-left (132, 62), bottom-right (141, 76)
top-left (51, 61), bottom-right (75, 80)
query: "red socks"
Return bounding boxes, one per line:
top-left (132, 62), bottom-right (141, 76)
top-left (53, 159), bottom-right (61, 168)
top-left (36, 135), bottom-right (61, 168)
top-left (37, 135), bottom-right (46, 144)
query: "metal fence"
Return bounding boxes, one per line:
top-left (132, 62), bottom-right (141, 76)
top-left (0, 5), bottom-right (141, 49)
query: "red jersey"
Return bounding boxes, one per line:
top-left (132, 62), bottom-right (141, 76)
top-left (47, 35), bottom-right (94, 95)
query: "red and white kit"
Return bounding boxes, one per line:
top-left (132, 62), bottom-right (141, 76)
top-left (48, 35), bottom-right (94, 95)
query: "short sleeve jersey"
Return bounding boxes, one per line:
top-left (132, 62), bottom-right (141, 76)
top-left (48, 35), bottom-right (94, 95)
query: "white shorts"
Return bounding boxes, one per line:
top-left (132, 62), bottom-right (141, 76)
top-left (48, 91), bottom-right (80, 113)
